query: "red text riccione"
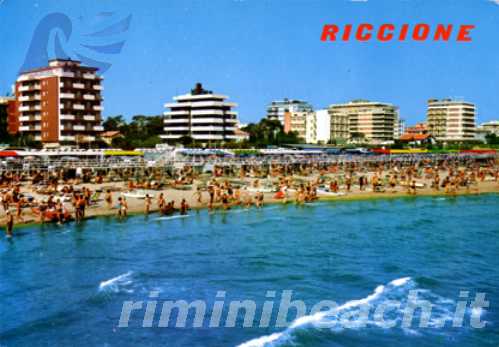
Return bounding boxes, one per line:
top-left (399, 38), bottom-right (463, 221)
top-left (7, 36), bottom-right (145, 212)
top-left (321, 24), bottom-right (475, 42)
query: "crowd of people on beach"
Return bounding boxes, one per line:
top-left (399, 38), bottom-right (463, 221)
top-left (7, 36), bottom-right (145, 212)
top-left (1, 155), bottom-right (498, 237)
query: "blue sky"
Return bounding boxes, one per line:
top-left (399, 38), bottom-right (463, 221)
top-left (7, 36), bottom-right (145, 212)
top-left (0, 0), bottom-right (498, 125)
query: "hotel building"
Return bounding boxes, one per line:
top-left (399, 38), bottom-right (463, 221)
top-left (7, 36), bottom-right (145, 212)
top-left (266, 99), bottom-right (313, 124)
top-left (329, 100), bottom-right (399, 144)
top-left (328, 107), bottom-right (350, 143)
top-left (478, 120), bottom-right (499, 136)
top-left (283, 110), bottom-right (316, 143)
top-left (426, 99), bottom-right (476, 141)
top-left (12, 58), bottom-right (104, 146)
top-left (162, 83), bottom-right (239, 143)
top-left (314, 109), bottom-right (331, 144)
top-left (0, 96), bottom-right (17, 136)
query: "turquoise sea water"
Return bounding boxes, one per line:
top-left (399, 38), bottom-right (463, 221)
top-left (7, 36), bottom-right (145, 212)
top-left (1, 194), bottom-right (498, 346)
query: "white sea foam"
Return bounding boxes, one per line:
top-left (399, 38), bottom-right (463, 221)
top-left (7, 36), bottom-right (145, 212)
top-left (236, 276), bottom-right (462, 347)
top-left (390, 277), bottom-right (411, 287)
top-left (99, 271), bottom-right (134, 293)
top-left (155, 215), bottom-right (190, 221)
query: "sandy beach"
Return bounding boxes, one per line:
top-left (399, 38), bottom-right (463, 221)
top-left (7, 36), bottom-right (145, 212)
top-left (2, 173), bottom-right (498, 229)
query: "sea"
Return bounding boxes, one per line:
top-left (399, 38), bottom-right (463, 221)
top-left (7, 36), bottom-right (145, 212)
top-left (1, 194), bottom-right (498, 346)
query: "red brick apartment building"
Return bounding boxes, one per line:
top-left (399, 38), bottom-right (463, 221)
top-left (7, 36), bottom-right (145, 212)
top-left (10, 58), bottom-right (104, 146)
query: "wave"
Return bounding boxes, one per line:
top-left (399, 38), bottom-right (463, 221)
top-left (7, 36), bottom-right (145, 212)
top-left (155, 215), bottom-right (190, 221)
top-left (236, 277), bottom-right (469, 347)
top-left (98, 271), bottom-right (134, 293)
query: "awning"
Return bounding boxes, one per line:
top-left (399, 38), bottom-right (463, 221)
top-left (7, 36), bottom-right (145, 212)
top-left (0, 151), bottom-right (18, 157)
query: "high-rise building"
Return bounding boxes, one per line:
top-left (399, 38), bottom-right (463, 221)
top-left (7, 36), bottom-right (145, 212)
top-left (426, 99), bottom-right (475, 141)
top-left (13, 58), bottom-right (104, 146)
top-left (266, 99), bottom-right (313, 124)
top-left (0, 96), bottom-right (17, 137)
top-left (328, 107), bottom-right (350, 143)
top-left (477, 120), bottom-right (499, 136)
top-left (283, 110), bottom-right (316, 143)
top-left (329, 100), bottom-right (399, 144)
top-left (395, 118), bottom-right (405, 139)
top-left (315, 109), bottom-right (331, 144)
top-left (162, 83), bottom-right (239, 143)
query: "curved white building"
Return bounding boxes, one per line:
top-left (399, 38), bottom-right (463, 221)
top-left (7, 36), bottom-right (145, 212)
top-left (161, 83), bottom-right (239, 143)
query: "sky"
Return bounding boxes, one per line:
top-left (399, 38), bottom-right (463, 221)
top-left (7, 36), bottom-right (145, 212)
top-left (0, 0), bottom-right (498, 125)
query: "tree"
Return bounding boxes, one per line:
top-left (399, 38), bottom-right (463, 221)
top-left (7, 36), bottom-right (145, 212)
top-left (178, 135), bottom-right (194, 146)
top-left (349, 132), bottom-right (366, 144)
top-left (111, 136), bottom-right (134, 150)
top-left (101, 114), bottom-right (166, 149)
top-left (485, 133), bottom-right (499, 145)
top-left (103, 115), bottom-right (126, 131)
top-left (242, 118), bottom-right (302, 147)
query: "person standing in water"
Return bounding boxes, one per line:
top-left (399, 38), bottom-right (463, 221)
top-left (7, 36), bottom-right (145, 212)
top-left (145, 194), bottom-right (152, 215)
top-left (180, 198), bottom-right (189, 215)
top-left (5, 210), bottom-right (14, 238)
top-left (208, 185), bottom-right (215, 210)
top-left (157, 193), bottom-right (165, 211)
top-left (117, 197), bottom-right (128, 218)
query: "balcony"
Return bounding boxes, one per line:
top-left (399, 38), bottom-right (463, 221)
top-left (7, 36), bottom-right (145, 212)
top-left (83, 115), bottom-right (96, 121)
top-left (60, 114), bottom-right (75, 120)
top-left (163, 126), bottom-right (190, 131)
top-left (83, 94), bottom-right (95, 101)
top-left (93, 105), bottom-right (103, 111)
top-left (19, 95), bottom-right (41, 101)
top-left (186, 101), bottom-right (238, 108)
top-left (19, 125), bottom-right (41, 131)
top-left (60, 136), bottom-right (76, 141)
top-left (160, 134), bottom-right (182, 139)
top-left (19, 84), bottom-right (40, 92)
top-left (164, 118), bottom-right (189, 124)
top-left (19, 115), bottom-right (41, 122)
top-left (59, 72), bottom-right (75, 78)
top-left (83, 73), bottom-right (96, 79)
top-left (73, 125), bottom-right (86, 131)
top-left (74, 104), bottom-right (85, 110)
top-left (190, 101), bottom-right (224, 108)
top-left (93, 125), bottom-right (104, 131)
top-left (190, 118), bottom-right (224, 124)
top-left (164, 110), bottom-right (189, 116)
top-left (191, 126), bottom-right (225, 132)
top-left (60, 93), bottom-right (75, 99)
top-left (191, 110), bottom-right (224, 116)
top-left (73, 83), bottom-right (85, 89)
top-left (191, 134), bottom-right (224, 140)
top-left (93, 85), bottom-right (103, 91)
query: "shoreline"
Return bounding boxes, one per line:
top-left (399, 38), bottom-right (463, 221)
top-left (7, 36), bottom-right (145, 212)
top-left (2, 182), bottom-right (498, 231)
